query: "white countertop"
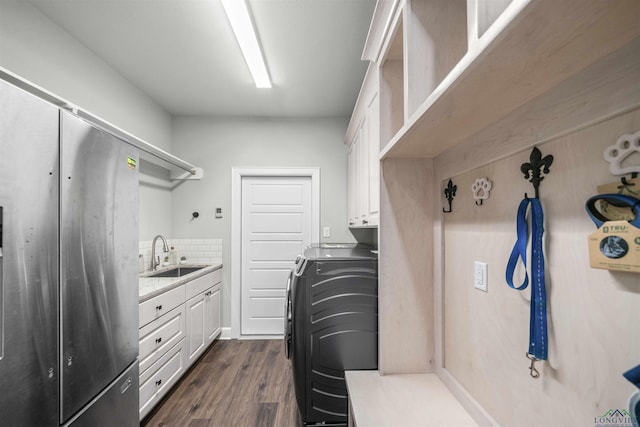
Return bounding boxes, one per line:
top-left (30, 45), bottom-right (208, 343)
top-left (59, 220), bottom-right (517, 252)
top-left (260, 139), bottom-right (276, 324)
top-left (345, 371), bottom-right (478, 427)
top-left (138, 263), bottom-right (222, 302)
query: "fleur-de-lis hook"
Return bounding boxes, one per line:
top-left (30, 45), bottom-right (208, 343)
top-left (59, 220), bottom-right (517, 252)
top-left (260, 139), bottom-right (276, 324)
top-left (443, 179), bottom-right (457, 213)
top-left (520, 147), bottom-right (553, 199)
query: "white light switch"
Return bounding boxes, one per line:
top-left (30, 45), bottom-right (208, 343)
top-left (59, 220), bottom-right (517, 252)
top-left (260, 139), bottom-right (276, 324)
top-left (323, 226), bottom-right (331, 238)
top-left (474, 261), bottom-right (488, 292)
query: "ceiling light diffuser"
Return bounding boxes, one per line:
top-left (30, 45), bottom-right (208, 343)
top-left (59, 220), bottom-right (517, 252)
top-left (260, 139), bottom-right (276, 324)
top-left (221, 0), bottom-right (272, 88)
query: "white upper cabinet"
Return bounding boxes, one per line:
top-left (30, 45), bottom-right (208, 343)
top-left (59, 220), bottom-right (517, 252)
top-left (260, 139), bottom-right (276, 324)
top-left (346, 64), bottom-right (380, 228)
top-left (366, 91), bottom-right (380, 226)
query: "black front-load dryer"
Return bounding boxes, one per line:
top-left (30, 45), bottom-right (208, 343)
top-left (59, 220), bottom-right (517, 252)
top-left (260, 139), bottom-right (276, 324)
top-left (284, 244), bottom-right (378, 426)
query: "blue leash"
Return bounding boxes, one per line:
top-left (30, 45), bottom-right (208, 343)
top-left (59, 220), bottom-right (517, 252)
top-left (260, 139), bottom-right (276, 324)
top-left (506, 198), bottom-right (548, 377)
top-left (585, 194), bottom-right (640, 228)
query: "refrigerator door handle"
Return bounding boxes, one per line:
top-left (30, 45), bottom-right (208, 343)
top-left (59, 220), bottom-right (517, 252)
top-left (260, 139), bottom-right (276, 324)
top-left (0, 205), bottom-right (3, 258)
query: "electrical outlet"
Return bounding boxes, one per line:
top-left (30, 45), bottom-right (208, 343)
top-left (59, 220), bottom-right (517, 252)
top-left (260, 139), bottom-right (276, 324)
top-left (474, 261), bottom-right (488, 292)
top-left (323, 226), bottom-right (331, 238)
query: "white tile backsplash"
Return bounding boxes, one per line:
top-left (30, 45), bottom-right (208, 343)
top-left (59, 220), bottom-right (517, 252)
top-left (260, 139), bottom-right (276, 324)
top-left (139, 238), bottom-right (223, 273)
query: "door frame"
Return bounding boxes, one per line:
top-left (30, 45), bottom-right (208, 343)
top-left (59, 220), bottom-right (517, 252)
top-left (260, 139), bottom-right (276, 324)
top-left (231, 167), bottom-right (320, 339)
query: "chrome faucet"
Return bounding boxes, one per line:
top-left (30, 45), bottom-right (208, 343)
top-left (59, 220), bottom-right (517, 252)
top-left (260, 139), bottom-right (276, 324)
top-left (150, 235), bottom-right (169, 271)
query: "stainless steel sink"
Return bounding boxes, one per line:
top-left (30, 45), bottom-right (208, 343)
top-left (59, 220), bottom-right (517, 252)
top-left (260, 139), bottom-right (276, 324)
top-left (147, 266), bottom-right (204, 278)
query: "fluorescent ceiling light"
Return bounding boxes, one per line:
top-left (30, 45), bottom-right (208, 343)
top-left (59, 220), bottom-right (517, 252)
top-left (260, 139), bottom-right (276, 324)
top-left (221, 0), bottom-right (272, 88)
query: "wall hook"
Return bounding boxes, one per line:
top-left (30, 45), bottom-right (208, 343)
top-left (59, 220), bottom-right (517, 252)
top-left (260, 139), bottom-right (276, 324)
top-left (604, 129), bottom-right (640, 176)
top-left (520, 147), bottom-right (553, 199)
top-left (443, 179), bottom-right (457, 213)
top-left (619, 172), bottom-right (638, 189)
top-left (471, 177), bottom-right (492, 206)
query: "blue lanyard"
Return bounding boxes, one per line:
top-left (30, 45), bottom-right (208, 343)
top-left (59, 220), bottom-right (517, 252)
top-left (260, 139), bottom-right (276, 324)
top-left (506, 198), bottom-right (548, 362)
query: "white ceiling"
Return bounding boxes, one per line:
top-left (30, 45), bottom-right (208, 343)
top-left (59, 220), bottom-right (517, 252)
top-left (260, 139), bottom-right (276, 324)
top-left (28, 0), bottom-right (376, 118)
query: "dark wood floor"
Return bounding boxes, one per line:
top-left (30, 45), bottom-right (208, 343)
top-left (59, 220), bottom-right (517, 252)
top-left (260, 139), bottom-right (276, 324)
top-left (142, 339), bottom-right (302, 427)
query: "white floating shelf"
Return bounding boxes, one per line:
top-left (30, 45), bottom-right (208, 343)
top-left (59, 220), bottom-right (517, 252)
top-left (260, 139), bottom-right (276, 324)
top-left (0, 66), bottom-right (201, 179)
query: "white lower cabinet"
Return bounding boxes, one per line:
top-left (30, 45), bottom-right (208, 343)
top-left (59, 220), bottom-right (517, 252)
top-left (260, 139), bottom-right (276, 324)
top-left (139, 339), bottom-right (186, 420)
top-left (206, 286), bottom-right (221, 342)
top-left (138, 267), bottom-right (223, 420)
top-left (185, 283), bottom-right (222, 367)
top-left (139, 304), bottom-right (186, 374)
top-left (185, 291), bottom-right (206, 365)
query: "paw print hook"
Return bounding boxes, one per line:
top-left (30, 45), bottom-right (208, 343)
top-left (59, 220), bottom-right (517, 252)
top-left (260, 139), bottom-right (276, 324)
top-left (471, 177), bottom-right (492, 206)
top-left (443, 179), bottom-right (457, 213)
top-left (604, 129), bottom-right (640, 190)
top-left (604, 129), bottom-right (640, 176)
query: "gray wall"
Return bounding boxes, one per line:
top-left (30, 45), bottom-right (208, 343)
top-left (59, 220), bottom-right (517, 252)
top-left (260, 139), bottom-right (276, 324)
top-left (0, 0), bottom-right (174, 241)
top-left (171, 116), bottom-right (355, 326)
top-left (1, 1), bottom-right (356, 331)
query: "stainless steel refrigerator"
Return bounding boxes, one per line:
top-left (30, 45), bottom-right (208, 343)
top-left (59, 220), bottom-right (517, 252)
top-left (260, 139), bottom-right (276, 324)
top-left (0, 79), bottom-right (139, 426)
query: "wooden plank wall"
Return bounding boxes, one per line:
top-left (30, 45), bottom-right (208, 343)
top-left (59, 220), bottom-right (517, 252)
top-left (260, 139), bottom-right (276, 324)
top-left (438, 107), bottom-right (640, 427)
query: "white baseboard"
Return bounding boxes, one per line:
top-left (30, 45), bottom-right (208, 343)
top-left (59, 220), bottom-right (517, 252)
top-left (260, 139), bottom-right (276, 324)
top-left (218, 328), bottom-right (283, 341)
top-left (239, 335), bottom-right (283, 340)
top-left (437, 367), bottom-right (502, 427)
top-left (219, 327), bottom-right (233, 339)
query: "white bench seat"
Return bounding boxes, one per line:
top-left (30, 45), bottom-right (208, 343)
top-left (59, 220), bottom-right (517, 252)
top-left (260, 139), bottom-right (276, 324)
top-left (345, 371), bottom-right (479, 427)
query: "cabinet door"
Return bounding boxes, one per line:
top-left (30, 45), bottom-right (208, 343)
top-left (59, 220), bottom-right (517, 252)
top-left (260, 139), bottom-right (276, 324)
top-left (357, 121), bottom-right (369, 225)
top-left (347, 141), bottom-right (357, 226)
top-left (366, 92), bottom-right (380, 226)
top-left (205, 285), bottom-right (221, 342)
top-left (185, 292), bottom-right (206, 367)
top-left (186, 269), bottom-right (219, 300)
top-left (348, 124), bottom-right (370, 227)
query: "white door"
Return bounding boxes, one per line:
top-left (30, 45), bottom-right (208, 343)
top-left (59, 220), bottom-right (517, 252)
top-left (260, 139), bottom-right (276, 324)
top-left (241, 176), bottom-right (313, 335)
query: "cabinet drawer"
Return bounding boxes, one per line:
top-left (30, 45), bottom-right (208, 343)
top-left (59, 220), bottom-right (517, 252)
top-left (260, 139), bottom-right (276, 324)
top-left (139, 339), bottom-right (186, 420)
top-left (186, 269), bottom-right (222, 300)
top-left (139, 285), bottom-right (185, 328)
top-left (139, 304), bottom-right (186, 375)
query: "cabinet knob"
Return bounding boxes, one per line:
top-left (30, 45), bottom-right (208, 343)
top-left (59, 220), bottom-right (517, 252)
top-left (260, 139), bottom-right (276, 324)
top-left (362, 219), bottom-right (368, 225)
top-left (155, 379), bottom-right (162, 386)
top-left (155, 305), bottom-right (163, 311)
top-left (155, 337), bottom-right (162, 344)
